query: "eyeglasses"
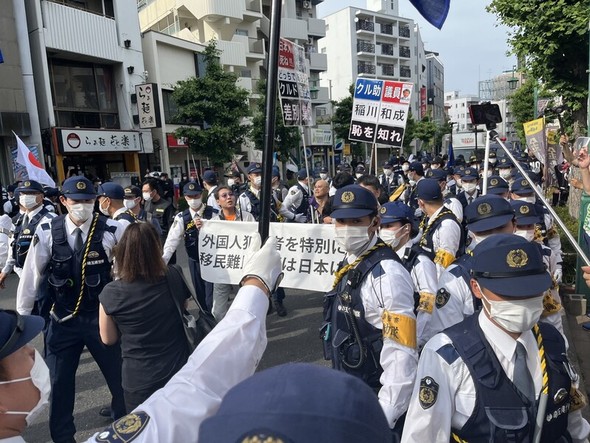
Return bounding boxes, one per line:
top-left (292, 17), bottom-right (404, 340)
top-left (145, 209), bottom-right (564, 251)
top-left (219, 193), bottom-right (234, 198)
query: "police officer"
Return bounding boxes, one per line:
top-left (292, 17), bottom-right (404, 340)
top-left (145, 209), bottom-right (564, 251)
top-left (423, 195), bottom-right (516, 344)
top-left (15, 176), bottom-right (125, 443)
top-left (0, 181), bottom-right (55, 287)
top-left (238, 163), bottom-right (279, 222)
top-left (141, 177), bottom-right (175, 239)
top-left (163, 182), bottom-right (212, 312)
top-left (485, 174), bottom-right (510, 199)
top-left (318, 166), bottom-right (331, 187)
top-left (402, 234), bottom-right (590, 442)
top-left (426, 168), bottom-right (463, 221)
top-left (280, 168), bottom-right (311, 223)
top-left (497, 156), bottom-right (514, 182)
top-left (321, 185), bottom-right (417, 434)
top-left (403, 162), bottom-right (425, 211)
top-left (354, 164), bottom-right (366, 181)
top-left (416, 179), bottom-right (463, 275)
top-left (271, 165), bottom-right (289, 204)
top-left (202, 170), bottom-right (220, 219)
top-left (97, 182), bottom-right (137, 230)
top-left (456, 167), bottom-right (480, 208)
top-left (378, 161), bottom-right (400, 197)
top-left (379, 202), bottom-right (437, 349)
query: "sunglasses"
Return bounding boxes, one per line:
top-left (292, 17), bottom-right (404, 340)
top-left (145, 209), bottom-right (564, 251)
top-left (219, 193), bottom-right (234, 198)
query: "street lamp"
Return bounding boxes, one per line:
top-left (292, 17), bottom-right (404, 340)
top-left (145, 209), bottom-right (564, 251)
top-left (507, 65), bottom-right (518, 90)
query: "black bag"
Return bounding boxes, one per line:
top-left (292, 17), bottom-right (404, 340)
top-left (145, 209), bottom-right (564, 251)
top-left (166, 265), bottom-right (217, 352)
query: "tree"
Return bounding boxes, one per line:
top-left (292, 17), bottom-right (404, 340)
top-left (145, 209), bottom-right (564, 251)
top-left (402, 112), bottom-right (416, 154)
top-left (413, 117), bottom-right (438, 151)
top-left (508, 78), bottom-right (537, 144)
top-left (172, 41), bottom-right (251, 164)
top-left (332, 84), bottom-right (354, 143)
top-left (487, 0), bottom-right (588, 129)
top-left (433, 121), bottom-right (453, 153)
top-left (251, 79), bottom-right (300, 162)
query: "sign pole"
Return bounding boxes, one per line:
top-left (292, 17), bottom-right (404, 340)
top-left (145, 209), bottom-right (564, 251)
top-left (259, 0), bottom-right (282, 242)
top-left (300, 126), bottom-right (316, 224)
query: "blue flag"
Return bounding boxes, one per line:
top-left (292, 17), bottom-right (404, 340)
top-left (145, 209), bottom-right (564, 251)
top-left (409, 0), bottom-right (450, 29)
top-left (447, 140), bottom-right (455, 166)
top-left (0, 49), bottom-right (4, 64)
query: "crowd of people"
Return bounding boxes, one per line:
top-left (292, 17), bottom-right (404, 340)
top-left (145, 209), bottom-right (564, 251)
top-left (0, 147), bottom-right (589, 442)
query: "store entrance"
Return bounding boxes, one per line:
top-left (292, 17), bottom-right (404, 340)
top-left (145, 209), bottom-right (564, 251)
top-left (62, 154), bottom-right (125, 182)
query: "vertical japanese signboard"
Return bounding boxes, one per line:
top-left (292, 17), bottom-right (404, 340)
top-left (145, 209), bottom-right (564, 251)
top-left (348, 78), bottom-right (413, 147)
top-left (135, 83), bottom-right (161, 129)
top-left (278, 38), bottom-right (312, 126)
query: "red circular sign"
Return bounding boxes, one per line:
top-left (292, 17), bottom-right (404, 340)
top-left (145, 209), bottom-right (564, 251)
top-left (67, 133), bottom-right (81, 149)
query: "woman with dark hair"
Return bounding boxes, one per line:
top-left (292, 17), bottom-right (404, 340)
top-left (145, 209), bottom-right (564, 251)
top-left (98, 222), bottom-right (190, 412)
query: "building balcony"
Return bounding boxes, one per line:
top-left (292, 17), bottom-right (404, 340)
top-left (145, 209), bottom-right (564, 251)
top-left (308, 52), bottom-right (327, 71)
top-left (357, 41), bottom-right (375, 54)
top-left (307, 17), bottom-right (326, 37)
top-left (356, 19), bottom-right (374, 34)
top-left (400, 66), bottom-right (411, 78)
top-left (232, 35), bottom-right (265, 61)
top-left (381, 64), bottom-right (395, 77)
top-left (42, 1), bottom-right (120, 61)
top-left (217, 40), bottom-right (247, 68)
top-left (281, 17), bottom-right (308, 41)
top-left (260, 15), bottom-right (270, 37)
top-left (399, 26), bottom-right (411, 38)
top-left (237, 76), bottom-right (254, 92)
top-left (190, 0), bottom-right (243, 22)
top-left (379, 23), bottom-right (394, 36)
top-left (311, 86), bottom-right (330, 103)
top-left (378, 44), bottom-right (394, 57)
top-left (358, 62), bottom-right (376, 75)
top-left (399, 46), bottom-right (411, 58)
top-left (243, 0), bottom-right (262, 21)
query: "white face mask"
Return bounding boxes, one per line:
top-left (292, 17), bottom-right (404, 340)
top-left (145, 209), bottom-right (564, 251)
top-left (187, 198), bottom-right (202, 210)
top-left (355, 173), bottom-right (363, 179)
top-left (514, 228), bottom-right (535, 242)
top-left (334, 224), bottom-right (372, 255)
top-left (253, 176), bottom-right (262, 187)
top-left (227, 178), bottom-right (235, 187)
top-left (380, 225), bottom-right (405, 249)
top-left (142, 192), bottom-right (153, 202)
top-left (68, 203), bottom-right (94, 222)
top-left (0, 349), bottom-right (51, 426)
top-left (489, 158), bottom-right (497, 165)
top-left (402, 165), bottom-right (409, 172)
top-left (468, 231), bottom-right (488, 249)
top-left (383, 169), bottom-right (393, 176)
top-left (499, 170), bottom-right (512, 180)
top-left (517, 195), bottom-right (536, 204)
top-left (123, 199), bottom-right (137, 210)
top-left (431, 165), bottom-right (439, 170)
top-left (19, 194), bottom-right (39, 210)
top-left (478, 284), bottom-right (544, 333)
top-left (99, 199), bottom-right (110, 216)
top-left (485, 169), bottom-right (493, 178)
top-left (462, 182), bottom-right (477, 193)
top-left (320, 173), bottom-right (328, 180)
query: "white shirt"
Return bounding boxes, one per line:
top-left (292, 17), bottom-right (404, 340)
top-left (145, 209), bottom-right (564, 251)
top-left (162, 206), bottom-right (205, 263)
top-left (344, 236), bottom-right (418, 428)
top-left (15, 214), bottom-right (123, 315)
top-left (2, 206), bottom-right (56, 275)
top-left (279, 182), bottom-right (309, 221)
top-left (0, 437), bottom-right (26, 442)
top-left (206, 185), bottom-right (221, 217)
top-left (444, 196), bottom-right (463, 222)
top-left (424, 206), bottom-right (462, 277)
top-left (0, 214), bottom-right (14, 271)
top-left (111, 207), bottom-right (132, 231)
top-left (237, 186), bottom-right (259, 215)
top-left (402, 311), bottom-right (590, 442)
top-left (84, 286), bottom-right (269, 443)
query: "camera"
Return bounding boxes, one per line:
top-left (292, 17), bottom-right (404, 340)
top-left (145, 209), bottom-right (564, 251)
top-left (469, 102), bottom-right (503, 130)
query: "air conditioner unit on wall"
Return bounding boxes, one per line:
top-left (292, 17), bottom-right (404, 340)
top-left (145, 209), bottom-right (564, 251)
top-left (303, 1), bottom-right (311, 10)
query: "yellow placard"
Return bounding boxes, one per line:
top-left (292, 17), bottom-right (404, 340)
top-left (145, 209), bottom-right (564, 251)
top-left (343, 143), bottom-right (351, 155)
top-left (523, 118), bottom-right (544, 136)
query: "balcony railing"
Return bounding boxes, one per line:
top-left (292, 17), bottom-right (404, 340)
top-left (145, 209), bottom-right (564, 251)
top-left (357, 40), bottom-right (375, 53)
top-left (380, 23), bottom-right (393, 35)
top-left (399, 26), bottom-right (410, 38)
top-left (399, 46), bottom-right (411, 58)
top-left (380, 44), bottom-right (394, 56)
top-left (358, 62), bottom-right (376, 75)
top-left (356, 20), bottom-right (374, 32)
top-left (381, 64), bottom-right (395, 76)
top-left (400, 66), bottom-right (411, 77)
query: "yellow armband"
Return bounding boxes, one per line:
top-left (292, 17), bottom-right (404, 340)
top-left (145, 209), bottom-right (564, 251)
top-left (434, 249), bottom-right (455, 268)
top-left (417, 292), bottom-right (435, 314)
top-left (541, 292), bottom-right (562, 317)
top-left (381, 310), bottom-right (416, 349)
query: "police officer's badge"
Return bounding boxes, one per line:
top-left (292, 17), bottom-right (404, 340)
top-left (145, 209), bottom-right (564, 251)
top-left (521, 179), bottom-right (529, 187)
top-left (23, 229), bottom-right (30, 235)
top-left (435, 288), bottom-right (451, 309)
top-left (477, 203), bottom-right (492, 215)
top-left (379, 206), bottom-right (387, 214)
top-left (189, 183), bottom-right (195, 190)
top-left (96, 411), bottom-right (150, 442)
top-left (490, 178), bottom-right (498, 186)
top-left (520, 205), bottom-right (530, 215)
top-left (76, 181), bottom-right (86, 190)
top-left (24, 181), bottom-right (31, 187)
top-left (507, 249), bottom-right (528, 268)
top-left (341, 191), bottom-right (355, 203)
top-left (419, 376), bottom-right (439, 409)
top-left (290, 190), bottom-right (297, 195)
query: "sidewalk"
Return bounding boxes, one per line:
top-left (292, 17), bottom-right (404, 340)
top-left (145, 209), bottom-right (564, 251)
top-left (563, 309), bottom-right (590, 422)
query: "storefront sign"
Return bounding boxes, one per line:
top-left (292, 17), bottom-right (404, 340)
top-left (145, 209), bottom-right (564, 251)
top-left (310, 128), bottom-right (332, 146)
top-left (167, 133), bottom-right (189, 148)
top-left (57, 129), bottom-right (142, 153)
top-left (135, 83), bottom-right (161, 129)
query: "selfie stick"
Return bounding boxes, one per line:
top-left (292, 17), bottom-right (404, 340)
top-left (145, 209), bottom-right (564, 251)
top-left (482, 129), bottom-right (491, 194)
top-left (489, 130), bottom-right (590, 266)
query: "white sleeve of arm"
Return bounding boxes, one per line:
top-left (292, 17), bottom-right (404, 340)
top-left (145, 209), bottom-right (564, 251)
top-left (162, 215), bottom-right (185, 264)
top-left (567, 409), bottom-right (590, 443)
top-left (84, 286), bottom-right (269, 443)
top-left (414, 257), bottom-right (439, 349)
top-left (1, 243), bottom-right (15, 275)
top-left (16, 227), bottom-right (51, 315)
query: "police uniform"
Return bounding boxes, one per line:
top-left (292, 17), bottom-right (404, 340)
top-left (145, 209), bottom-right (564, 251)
top-left (163, 182), bottom-right (212, 311)
top-left (486, 174), bottom-right (510, 198)
top-left (1, 181), bottom-right (55, 278)
top-left (203, 170), bottom-right (220, 219)
top-left (426, 168), bottom-right (463, 221)
top-left (378, 161), bottom-right (403, 197)
top-left (321, 185), bottom-right (418, 430)
top-left (497, 156), bottom-right (514, 182)
top-left (456, 167), bottom-right (480, 208)
top-left (402, 235), bottom-right (590, 443)
top-left (97, 182), bottom-right (136, 230)
top-left (84, 285), bottom-right (269, 443)
top-left (15, 176), bottom-right (125, 443)
top-left (279, 169), bottom-right (311, 223)
top-left (237, 163), bottom-right (280, 222)
top-left (416, 179), bottom-right (462, 274)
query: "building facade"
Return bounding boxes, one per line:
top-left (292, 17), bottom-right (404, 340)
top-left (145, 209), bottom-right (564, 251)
top-left (425, 52), bottom-right (445, 125)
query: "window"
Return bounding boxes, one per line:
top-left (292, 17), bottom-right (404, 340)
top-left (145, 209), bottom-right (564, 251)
top-left (235, 29), bottom-right (249, 36)
top-left (54, 0), bottom-right (115, 18)
top-left (162, 90), bottom-right (179, 125)
top-left (50, 59), bottom-right (119, 129)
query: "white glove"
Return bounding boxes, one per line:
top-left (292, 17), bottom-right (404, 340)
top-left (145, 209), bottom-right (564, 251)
top-left (553, 268), bottom-right (563, 285)
top-left (294, 214), bottom-right (307, 223)
top-left (240, 234), bottom-right (284, 295)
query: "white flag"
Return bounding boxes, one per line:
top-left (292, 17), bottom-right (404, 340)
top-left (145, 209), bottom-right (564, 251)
top-left (13, 132), bottom-right (56, 187)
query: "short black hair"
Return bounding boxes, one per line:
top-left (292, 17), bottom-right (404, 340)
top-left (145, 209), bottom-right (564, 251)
top-left (332, 172), bottom-right (355, 190)
top-left (142, 178), bottom-right (162, 196)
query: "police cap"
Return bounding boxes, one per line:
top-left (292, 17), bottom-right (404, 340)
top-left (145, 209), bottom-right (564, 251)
top-left (416, 179), bottom-right (442, 201)
top-left (471, 234), bottom-right (552, 297)
top-left (247, 163), bottom-right (262, 174)
top-left (61, 176), bottom-right (96, 200)
top-left (485, 176), bottom-right (509, 195)
top-left (461, 167), bottom-right (478, 181)
top-left (409, 162), bottom-right (424, 176)
top-left (355, 164), bottom-right (366, 173)
top-left (382, 161), bottom-right (393, 169)
top-left (297, 168), bottom-right (309, 180)
top-left (379, 202), bottom-right (416, 227)
top-left (97, 182), bottom-right (125, 200)
top-left (0, 310), bottom-right (44, 360)
top-left (199, 363), bottom-right (390, 443)
top-left (330, 185), bottom-right (378, 219)
top-left (497, 157), bottom-right (513, 169)
top-left (510, 176), bottom-right (534, 195)
top-left (202, 170), bottom-right (217, 183)
top-left (319, 166), bottom-right (328, 173)
top-left (425, 168), bottom-right (446, 182)
top-left (465, 195), bottom-right (514, 233)
top-left (510, 200), bottom-right (542, 225)
top-left (16, 180), bottom-right (44, 194)
top-left (272, 166), bottom-right (281, 177)
top-left (124, 186), bottom-right (141, 199)
top-left (183, 182), bottom-right (203, 196)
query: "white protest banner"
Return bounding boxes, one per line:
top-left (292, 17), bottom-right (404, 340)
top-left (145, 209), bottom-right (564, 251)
top-left (278, 38), bottom-right (313, 127)
top-left (199, 221), bottom-right (344, 292)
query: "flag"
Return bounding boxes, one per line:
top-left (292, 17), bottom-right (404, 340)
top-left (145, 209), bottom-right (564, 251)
top-left (0, 49), bottom-right (4, 64)
top-left (409, 0), bottom-right (451, 29)
top-left (13, 132), bottom-right (56, 187)
top-left (447, 140), bottom-right (455, 166)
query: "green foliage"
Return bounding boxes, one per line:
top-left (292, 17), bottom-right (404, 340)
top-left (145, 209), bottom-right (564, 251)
top-left (434, 121), bottom-right (453, 151)
top-left (173, 41), bottom-right (251, 164)
top-left (413, 117), bottom-right (438, 149)
top-left (332, 84), bottom-right (354, 143)
top-left (402, 112), bottom-right (416, 154)
top-left (251, 79), bottom-right (300, 162)
top-left (508, 79), bottom-right (537, 144)
top-left (487, 0), bottom-right (589, 129)
top-left (553, 205), bottom-right (579, 284)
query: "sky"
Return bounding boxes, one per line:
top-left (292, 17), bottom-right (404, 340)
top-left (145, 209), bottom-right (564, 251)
top-left (317, 0), bottom-right (518, 96)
